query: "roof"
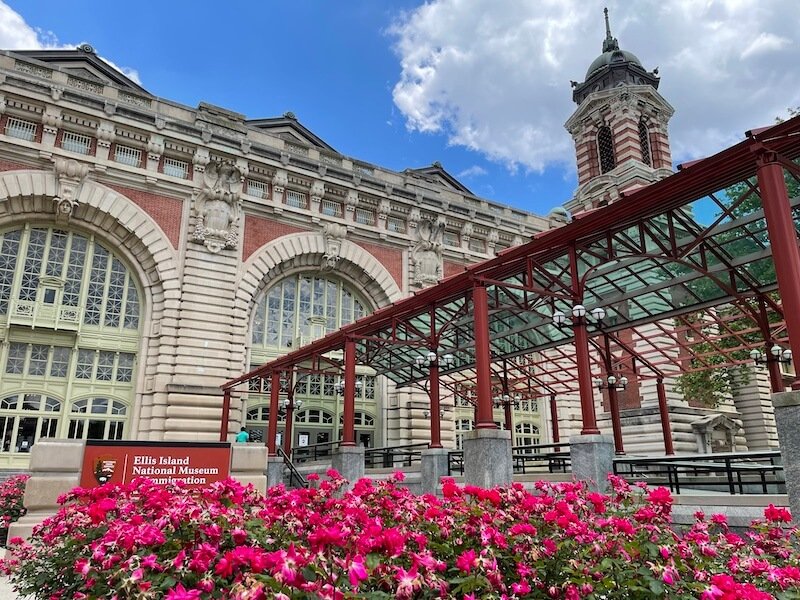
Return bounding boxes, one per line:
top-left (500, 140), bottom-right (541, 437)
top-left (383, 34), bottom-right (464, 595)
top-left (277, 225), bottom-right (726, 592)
top-left (405, 162), bottom-right (474, 195)
top-left (246, 113), bottom-right (337, 152)
top-left (15, 44), bottom-right (149, 95)
top-left (225, 114), bottom-right (800, 397)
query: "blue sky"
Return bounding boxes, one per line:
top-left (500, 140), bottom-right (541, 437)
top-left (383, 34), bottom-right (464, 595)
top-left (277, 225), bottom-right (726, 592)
top-left (3, 1), bottom-right (799, 216)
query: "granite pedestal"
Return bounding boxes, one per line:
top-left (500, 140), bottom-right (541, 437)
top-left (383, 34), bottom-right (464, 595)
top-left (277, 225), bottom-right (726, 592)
top-left (332, 445), bottom-right (365, 490)
top-left (420, 447), bottom-right (450, 495)
top-left (570, 434), bottom-right (614, 492)
top-left (266, 456), bottom-right (285, 489)
top-left (463, 428), bottom-right (512, 488)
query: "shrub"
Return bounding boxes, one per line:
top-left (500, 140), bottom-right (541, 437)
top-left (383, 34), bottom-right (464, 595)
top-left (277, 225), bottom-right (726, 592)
top-left (2, 473), bottom-right (799, 599)
top-left (0, 474), bottom-right (29, 530)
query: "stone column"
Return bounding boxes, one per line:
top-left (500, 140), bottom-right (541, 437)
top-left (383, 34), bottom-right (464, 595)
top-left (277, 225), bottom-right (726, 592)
top-left (463, 429), bottom-right (512, 488)
top-left (420, 447), bottom-right (450, 495)
top-left (9, 439), bottom-right (85, 540)
top-left (773, 391), bottom-right (800, 521)
top-left (570, 434), bottom-right (614, 492)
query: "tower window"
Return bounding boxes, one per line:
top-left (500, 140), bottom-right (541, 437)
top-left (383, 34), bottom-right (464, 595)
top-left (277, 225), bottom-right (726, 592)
top-left (597, 126), bottom-right (616, 173)
top-left (639, 119), bottom-right (652, 166)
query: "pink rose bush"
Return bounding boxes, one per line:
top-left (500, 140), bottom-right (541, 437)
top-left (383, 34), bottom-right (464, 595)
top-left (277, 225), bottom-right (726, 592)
top-left (0, 474), bottom-right (29, 531)
top-left (2, 472), bottom-right (800, 599)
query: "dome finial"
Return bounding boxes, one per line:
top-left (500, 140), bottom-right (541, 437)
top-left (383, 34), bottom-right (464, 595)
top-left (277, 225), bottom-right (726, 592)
top-left (602, 7), bottom-right (619, 53)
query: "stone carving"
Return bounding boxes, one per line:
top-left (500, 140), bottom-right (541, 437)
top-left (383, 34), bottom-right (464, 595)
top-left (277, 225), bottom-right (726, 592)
top-left (192, 159), bottom-right (243, 253)
top-left (53, 158), bottom-right (89, 221)
top-left (377, 198), bottom-right (391, 220)
top-left (321, 223), bottom-right (348, 271)
top-left (411, 217), bottom-right (445, 286)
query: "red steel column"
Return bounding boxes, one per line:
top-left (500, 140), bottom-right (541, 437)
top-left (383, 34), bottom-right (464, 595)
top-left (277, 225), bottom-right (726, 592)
top-left (569, 246), bottom-right (600, 435)
top-left (604, 335), bottom-right (624, 453)
top-left (757, 156), bottom-right (800, 389)
top-left (656, 377), bottom-right (674, 455)
top-left (283, 373), bottom-right (295, 456)
top-left (549, 394), bottom-right (560, 443)
top-left (473, 284), bottom-right (496, 428)
top-left (267, 371), bottom-right (280, 456)
top-left (341, 338), bottom-right (357, 446)
top-left (766, 344), bottom-right (785, 393)
top-left (607, 385), bottom-right (624, 454)
top-left (429, 360), bottom-right (442, 448)
top-left (220, 388), bottom-right (231, 442)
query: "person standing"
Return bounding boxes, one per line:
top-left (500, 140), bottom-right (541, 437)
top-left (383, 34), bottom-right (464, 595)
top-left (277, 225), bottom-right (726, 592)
top-left (235, 427), bottom-right (250, 443)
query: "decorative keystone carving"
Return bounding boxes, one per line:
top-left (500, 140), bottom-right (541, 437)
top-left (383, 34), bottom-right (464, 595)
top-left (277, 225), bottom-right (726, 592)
top-left (321, 222), bottom-right (348, 271)
top-left (377, 198), bottom-right (391, 220)
top-left (192, 148), bottom-right (210, 174)
top-left (96, 123), bottom-right (115, 149)
top-left (191, 159), bottom-right (243, 253)
top-left (310, 180), bottom-right (325, 205)
top-left (146, 138), bottom-right (164, 161)
top-left (408, 207), bottom-right (421, 229)
top-left (411, 217), bottom-right (445, 287)
top-left (345, 190), bottom-right (359, 212)
top-left (53, 158), bottom-right (89, 221)
top-left (42, 112), bottom-right (61, 136)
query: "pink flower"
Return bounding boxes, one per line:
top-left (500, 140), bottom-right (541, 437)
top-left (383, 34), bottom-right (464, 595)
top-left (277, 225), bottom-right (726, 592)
top-left (165, 584), bottom-right (203, 600)
top-left (348, 556), bottom-right (368, 587)
top-left (764, 504), bottom-right (792, 523)
top-left (456, 549), bottom-right (478, 573)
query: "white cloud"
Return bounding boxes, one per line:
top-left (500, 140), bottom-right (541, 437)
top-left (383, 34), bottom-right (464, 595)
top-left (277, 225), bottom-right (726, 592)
top-left (0, 1), bottom-right (141, 84)
top-left (390, 0), bottom-right (800, 172)
top-left (457, 165), bottom-right (488, 178)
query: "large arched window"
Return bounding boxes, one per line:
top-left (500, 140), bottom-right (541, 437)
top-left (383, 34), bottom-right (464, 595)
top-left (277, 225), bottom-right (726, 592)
top-left (597, 125), bottom-right (616, 174)
top-left (0, 226), bottom-right (141, 466)
top-left (251, 274), bottom-right (368, 351)
top-left (638, 119), bottom-right (652, 166)
top-left (515, 422), bottom-right (540, 452)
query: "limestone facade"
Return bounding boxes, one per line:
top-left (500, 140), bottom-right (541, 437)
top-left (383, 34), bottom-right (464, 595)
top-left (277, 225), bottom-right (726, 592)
top-left (0, 47), bottom-right (554, 470)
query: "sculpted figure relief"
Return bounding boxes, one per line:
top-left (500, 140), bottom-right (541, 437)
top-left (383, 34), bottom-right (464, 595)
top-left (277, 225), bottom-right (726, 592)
top-left (192, 159), bottom-right (243, 253)
top-left (321, 223), bottom-right (348, 272)
top-left (411, 217), bottom-right (445, 286)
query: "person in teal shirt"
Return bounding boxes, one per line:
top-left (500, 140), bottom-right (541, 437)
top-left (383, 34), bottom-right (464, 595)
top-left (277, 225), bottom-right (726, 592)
top-left (235, 427), bottom-right (250, 443)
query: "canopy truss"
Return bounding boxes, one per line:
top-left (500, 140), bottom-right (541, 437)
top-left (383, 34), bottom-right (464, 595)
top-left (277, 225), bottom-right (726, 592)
top-left (224, 115), bottom-right (800, 455)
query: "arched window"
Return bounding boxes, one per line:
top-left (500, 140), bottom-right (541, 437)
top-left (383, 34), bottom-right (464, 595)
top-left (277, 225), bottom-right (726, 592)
top-left (515, 422), bottom-right (540, 452)
top-left (638, 119), bottom-right (652, 166)
top-left (0, 394), bottom-right (61, 454)
top-left (251, 274), bottom-right (368, 350)
top-left (296, 409), bottom-right (334, 425)
top-left (597, 126), bottom-right (616, 174)
top-left (339, 411), bottom-right (375, 427)
top-left (0, 226), bottom-right (141, 465)
top-left (67, 397), bottom-right (127, 441)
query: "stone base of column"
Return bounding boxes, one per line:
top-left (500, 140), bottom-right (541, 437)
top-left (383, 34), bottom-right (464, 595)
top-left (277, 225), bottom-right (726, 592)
top-left (772, 391), bottom-right (800, 522)
top-left (230, 445), bottom-right (267, 493)
top-left (570, 434), bottom-right (614, 492)
top-left (463, 429), bottom-right (512, 489)
top-left (266, 456), bottom-right (285, 489)
top-left (332, 446), bottom-right (365, 489)
top-left (9, 439), bottom-right (85, 540)
top-left (421, 448), bottom-right (450, 495)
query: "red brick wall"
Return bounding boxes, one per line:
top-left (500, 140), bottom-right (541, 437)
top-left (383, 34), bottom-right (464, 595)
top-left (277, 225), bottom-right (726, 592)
top-left (0, 159), bottom-right (36, 171)
top-left (357, 241), bottom-right (403, 289)
top-left (106, 183), bottom-right (183, 249)
top-left (243, 215), bottom-right (309, 261)
top-left (444, 260), bottom-right (466, 279)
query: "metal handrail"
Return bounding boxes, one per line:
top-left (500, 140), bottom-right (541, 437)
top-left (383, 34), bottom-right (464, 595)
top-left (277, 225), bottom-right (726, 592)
top-left (277, 447), bottom-right (308, 488)
top-left (291, 440), bottom-right (341, 463)
top-left (448, 442), bottom-right (573, 476)
top-left (613, 451), bottom-right (784, 495)
top-left (364, 443), bottom-right (429, 468)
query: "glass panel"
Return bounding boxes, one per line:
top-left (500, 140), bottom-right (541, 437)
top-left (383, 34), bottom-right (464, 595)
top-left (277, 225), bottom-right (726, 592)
top-left (5, 343), bottom-right (26, 374)
top-left (22, 394), bottom-right (40, 411)
top-left (16, 417), bottom-right (37, 452)
top-left (71, 399), bottom-right (88, 414)
top-left (67, 419), bottom-right (84, 439)
top-left (114, 144), bottom-right (142, 167)
top-left (0, 230), bottom-right (22, 314)
top-left (75, 350), bottom-right (95, 379)
top-left (91, 398), bottom-right (109, 414)
top-left (0, 416), bottom-right (15, 452)
top-left (5, 117), bottom-right (36, 141)
top-left (50, 347), bottom-right (71, 377)
top-left (28, 345), bottom-right (48, 376)
top-left (96, 352), bottom-right (114, 381)
top-left (86, 420), bottom-right (106, 440)
top-left (19, 228), bottom-right (45, 301)
top-left (40, 417), bottom-right (58, 438)
top-left (44, 397), bottom-right (61, 412)
top-left (116, 353), bottom-right (134, 382)
top-left (108, 421), bottom-right (124, 440)
top-left (111, 401), bottom-right (126, 416)
top-left (0, 396), bottom-right (17, 410)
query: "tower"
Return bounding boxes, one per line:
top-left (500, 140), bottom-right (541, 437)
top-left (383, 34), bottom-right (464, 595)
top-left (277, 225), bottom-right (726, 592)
top-left (565, 9), bottom-right (674, 212)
